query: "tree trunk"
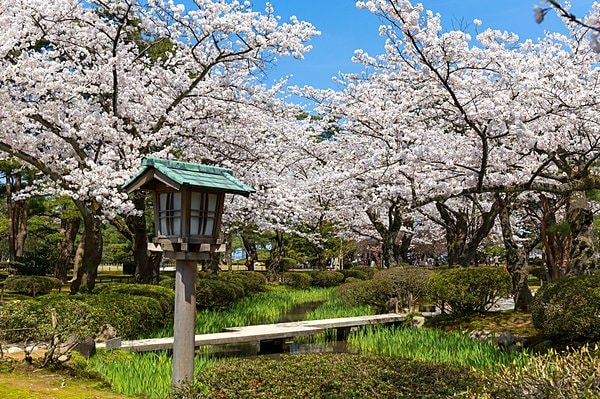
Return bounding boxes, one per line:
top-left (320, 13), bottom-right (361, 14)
top-left (499, 198), bottom-right (533, 312)
top-left (15, 199), bottom-right (28, 258)
top-left (127, 192), bottom-right (154, 284)
top-left (397, 223), bottom-right (413, 265)
top-left (148, 251), bottom-right (162, 283)
top-left (436, 197), bottom-right (501, 267)
top-left (6, 174), bottom-right (29, 261)
top-left (54, 217), bottom-right (81, 283)
top-left (267, 230), bottom-right (285, 280)
top-left (203, 251), bottom-right (222, 274)
top-left (366, 202), bottom-right (405, 269)
top-left (110, 192), bottom-right (156, 284)
top-left (445, 227), bottom-right (469, 267)
top-left (70, 201), bottom-right (103, 294)
top-left (539, 194), bottom-right (571, 280)
top-left (566, 192), bottom-right (596, 276)
top-left (381, 232), bottom-right (398, 269)
top-left (241, 234), bottom-right (257, 271)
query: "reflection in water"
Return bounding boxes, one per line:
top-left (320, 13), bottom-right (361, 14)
top-left (279, 301), bottom-right (324, 322)
top-left (288, 340), bottom-right (357, 355)
top-left (195, 301), bottom-right (357, 360)
top-left (197, 336), bottom-right (356, 360)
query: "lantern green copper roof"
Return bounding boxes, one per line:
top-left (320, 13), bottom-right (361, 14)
top-left (123, 157), bottom-right (255, 197)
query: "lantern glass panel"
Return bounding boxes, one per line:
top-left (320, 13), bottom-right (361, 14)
top-left (158, 192), bottom-right (182, 236)
top-left (190, 192), bottom-right (218, 236)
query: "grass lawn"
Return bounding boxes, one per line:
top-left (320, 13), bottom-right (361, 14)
top-left (0, 367), bottom-right (133, 399)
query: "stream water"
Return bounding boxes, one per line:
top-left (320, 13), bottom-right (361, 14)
top-left (198, 301), bottom-right (353, 359)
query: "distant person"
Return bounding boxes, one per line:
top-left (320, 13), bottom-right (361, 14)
top-left (245, 256), bottom-right (254, 271)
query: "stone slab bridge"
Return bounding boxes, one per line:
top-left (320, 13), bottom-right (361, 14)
top-left (96, 313), bottom-right (407, 353)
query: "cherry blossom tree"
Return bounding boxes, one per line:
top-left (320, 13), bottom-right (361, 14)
top-left (534, 1), bottom-right (600, 51)
top-left (0, 0), bottom-right (318, 292)
top-left (303, 0), bottom-right (600, 288)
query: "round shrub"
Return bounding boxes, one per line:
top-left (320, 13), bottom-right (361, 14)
top-left (267, 257), bottom-right (299, 273)
top-left (12, 251), bottom-right (57, 276)
top-left (0, 292), bottom-right (166, 342)
top-left (335, 278), bottom-right (393, 310)
top-left (342, 268), bottom-right (371, 281)
top-left (279, 257), bottom-right (298, 272)
top-left (94, 284), bottom-right (175, 319)
top-left (196, 278), bottom-right (245, 309)
top-left (218, 271), bottom-right (267, 294)
top-left (3, 276), bottom-right (61, 297)
top-left (309, 271), bottom-right (345, 287)
top-left (528, 266), bottom-right (547, 281)
top-left (350, 265), bottom-right (376, 279)
top-left (281, 272), bottom-right (312, 289)
top-left (159, 276), bottom-right (175, 290)
top-left (531, 274), bottom-right (600, 343)
top-left (427, 267), bottom-right (512, 315)
top-left (76, 292), bottom-right (164, 339)
top-left (374, 267), bottom-right (433, 310)
top-left (0, 294), bottom-right (96, 343)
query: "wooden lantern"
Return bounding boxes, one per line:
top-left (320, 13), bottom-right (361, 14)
top-left (123, 157), bottom-right (254, 258)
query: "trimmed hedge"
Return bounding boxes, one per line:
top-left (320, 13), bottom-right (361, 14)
top-left (76, 292), bottom-right (164, 338)
top-left (427, 267), bottom-right (512, 315)
top-left (335, 278), bottom-right (393, 310)
top-left (374, 267), bottom-right (433, 310)
top-left (11, 251), bottom-right (56, 276)
top-left (350, 266), bottom-right (376, 279)
top-left (528, 266), bottom-right (547, 282)
top-left (0, 294), bottom-right (95, 343)
top-left (174, 353), bottom-right (482, 399)
top-left (531, 274), bottom-right (600, 343)
top-left (335, 267), bottom-right (433, 311)
top-left (196, 278), bottom-right (245, 309)
top-left (94, 284), bottom-right (175, 319)
top-left (159, 276), bottom-right (175, 290)
top-left (279, 257), bottom-right (298, 272)
top-left (218, 271), bottom-right (267, 295)
top-left (3, 276), bottom-right (62, 297)
top-left (342, 268), bottom-right (372, 281)
top-left (309, 271), bottom-right (345, 287)
top-left (281, 272), bottom-right (312, 289)
top-left (0, 291), bottom-right (167, 342)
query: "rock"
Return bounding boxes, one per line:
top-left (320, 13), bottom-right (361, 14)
top-left (469, 330), bottom-right (493, 341)
top-left (76, 337), bottom-right (96, 359)
top-left (386, 298), bottom-right (400, 313)
top-left (96, 324), bottom-right (118, 342)
top-left (410, 315), bottom-right (425, 328)
top-left (496, 331), bottom-right (523, 352)
top-left (530, 339), bottom-right (554, 354)
top-left (6, 346), bottom-right (22, 354)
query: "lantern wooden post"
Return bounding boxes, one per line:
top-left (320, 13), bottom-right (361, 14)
top-left (172, 258), bottom-right (197, 385)
top-left (123, 158), bottom-right (254, 389)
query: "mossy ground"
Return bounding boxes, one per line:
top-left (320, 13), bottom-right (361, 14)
top-left (0, 368), bottom-right (133, 399)
top-left (426, 310), bottom-right (538, 338)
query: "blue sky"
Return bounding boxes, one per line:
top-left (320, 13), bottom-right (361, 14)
top-left (256, 0), bottom-right (597, 90)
